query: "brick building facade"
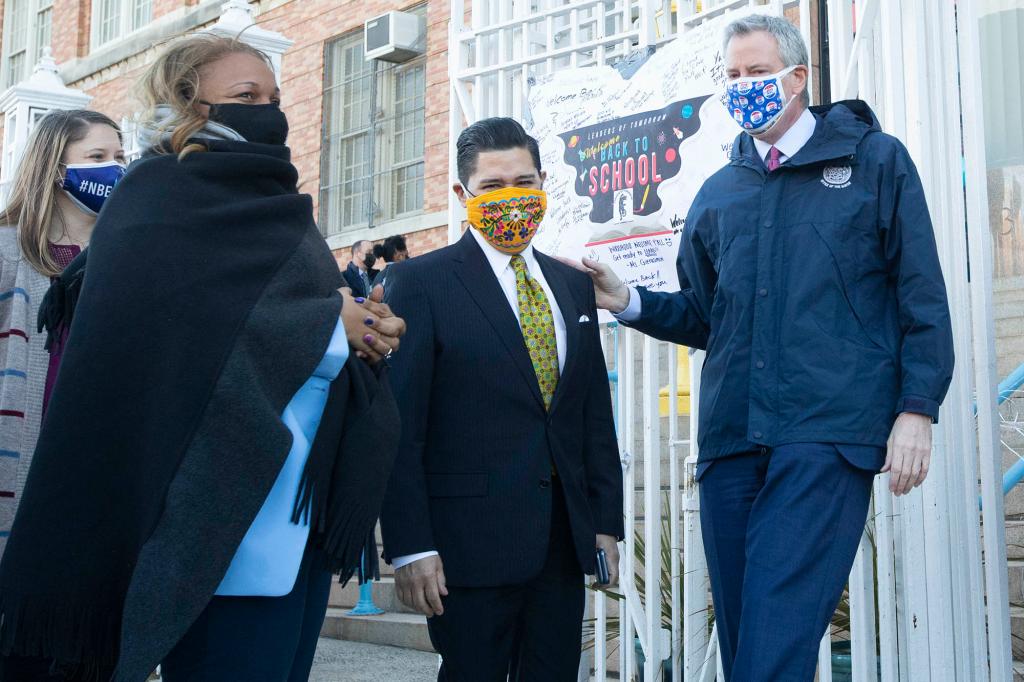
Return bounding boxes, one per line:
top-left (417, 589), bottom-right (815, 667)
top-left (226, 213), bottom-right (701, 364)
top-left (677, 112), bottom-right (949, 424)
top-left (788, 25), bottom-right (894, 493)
top-left (0, 0), bottom-right (453, 265)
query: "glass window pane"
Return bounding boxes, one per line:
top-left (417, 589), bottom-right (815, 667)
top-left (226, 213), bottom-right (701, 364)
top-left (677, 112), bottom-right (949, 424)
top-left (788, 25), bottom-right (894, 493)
top-left (98, 0), bottom-right (123, 45)
top-left (131, 0), bottom-right (152, 31)
top-left (35, 7), bottom-right (52, 61)
top-left (321, 12), bottom-right (426, 234)
top-left (322, 33), bottom-right (375, 234)
top-left (7, 53), bottom-right (25, 86)
top-left (7, 0), bottom-right (28, 53)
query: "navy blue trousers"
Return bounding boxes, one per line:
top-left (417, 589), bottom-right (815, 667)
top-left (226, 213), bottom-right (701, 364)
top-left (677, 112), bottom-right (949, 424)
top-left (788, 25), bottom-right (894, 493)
top-left (161, 546), bottom-right (333, 682)
top-left (698, 443), bottom-right (877, 682)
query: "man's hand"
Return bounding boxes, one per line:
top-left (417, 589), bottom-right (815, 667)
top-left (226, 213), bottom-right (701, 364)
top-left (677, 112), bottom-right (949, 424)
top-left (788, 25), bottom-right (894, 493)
top-left (340, 287), bottom-right (406, 363)
top-left (595, 534), bottom-right (620, 588)
top-left (882, 412), bottom-right (933, 496)
top-left (556, 256), bottom-right (631, 313)
top-left (395, 555), bottom-right (448, 617)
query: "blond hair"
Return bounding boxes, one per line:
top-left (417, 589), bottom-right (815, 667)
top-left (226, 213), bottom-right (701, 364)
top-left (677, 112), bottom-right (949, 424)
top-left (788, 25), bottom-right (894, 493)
top-left (0, 109), bottom-right (121, 278)
top-left (138, 34), bottom-right (273, 158)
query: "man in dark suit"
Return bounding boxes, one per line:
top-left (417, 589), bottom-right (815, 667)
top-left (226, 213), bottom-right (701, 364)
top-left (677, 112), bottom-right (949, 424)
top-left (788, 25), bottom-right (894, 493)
top-left (380, 117), bottom-right (623, 681)
top-left (342, 239), bottom-right (375, 298)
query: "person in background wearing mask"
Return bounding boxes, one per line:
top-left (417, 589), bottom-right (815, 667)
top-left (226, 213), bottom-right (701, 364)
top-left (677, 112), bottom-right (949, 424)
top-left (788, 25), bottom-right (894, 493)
top-left (380, 117), bottom-right (623, 681)
top-left (0, 110), bottom-right (124, 680)
top-left (567, 15), bottom-right (953, 681)
top-left (0, 35), bottom-right (404, 682)
top-left (370, 234), bottom-right (409, 293)
top-left (343, 239), bottom-right (377, 298)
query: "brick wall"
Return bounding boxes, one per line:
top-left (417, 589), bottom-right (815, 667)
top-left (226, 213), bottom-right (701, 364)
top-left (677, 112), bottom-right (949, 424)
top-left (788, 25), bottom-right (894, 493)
top-left (334, 222), bottom-right (450, 270)
top-left (41, 0), bottom-right (453, 261)
top-left (255, 0), bottom-right (451, 231)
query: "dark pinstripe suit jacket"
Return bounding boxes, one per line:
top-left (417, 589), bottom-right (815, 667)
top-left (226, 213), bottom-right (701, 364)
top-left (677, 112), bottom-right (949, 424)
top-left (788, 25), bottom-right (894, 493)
top-left (380, 230), bottom-right (624, 587)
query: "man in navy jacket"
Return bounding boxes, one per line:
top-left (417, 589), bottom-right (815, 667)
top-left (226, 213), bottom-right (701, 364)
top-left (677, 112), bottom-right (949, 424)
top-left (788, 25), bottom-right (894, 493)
top-left (572, 14), bottom-right (954, 681)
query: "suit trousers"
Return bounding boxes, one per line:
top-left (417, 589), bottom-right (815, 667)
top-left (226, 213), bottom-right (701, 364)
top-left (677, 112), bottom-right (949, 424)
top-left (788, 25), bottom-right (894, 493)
top-left (697, 443), bottom-right (876, 682)
top-left (161, 544), bottom-right (333, 682)
top-left (427, 483), bottom-right (585, 681)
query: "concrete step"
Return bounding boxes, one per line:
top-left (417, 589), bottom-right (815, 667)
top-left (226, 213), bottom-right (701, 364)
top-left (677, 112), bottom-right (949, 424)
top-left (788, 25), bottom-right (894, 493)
top-left (997, 316), bottom-right (1024, 341)
top-left (996, 300), bottom-right (1024, 321)
top-left (1008, 558), bottom-right (1024, 603)
top-left (321, 608), bottom-right (433, 653)
top-left (329, 577), bottom-right (418, 615)
top-left (1011, 606), bottom-right (1024, 660)
top-left (1014, 659), bottom-right (1024, 682)
top-left (1007, 523), bottom-right (1024, 561)
top-left (994, 276), bottom-right (1024, 299)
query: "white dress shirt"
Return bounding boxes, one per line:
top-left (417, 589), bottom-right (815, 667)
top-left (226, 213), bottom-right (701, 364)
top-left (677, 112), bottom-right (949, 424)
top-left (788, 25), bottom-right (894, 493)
top-left (392, 228), bottom-right (568, 571)
top-left (615, 108), bottom-right (817, 322)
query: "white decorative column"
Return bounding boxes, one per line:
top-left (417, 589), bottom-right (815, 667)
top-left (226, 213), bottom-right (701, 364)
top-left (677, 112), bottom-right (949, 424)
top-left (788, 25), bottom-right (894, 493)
top-left (209, 1), bottom-right (294, 80)
top-left (0, 48), bottom-right (92, 207)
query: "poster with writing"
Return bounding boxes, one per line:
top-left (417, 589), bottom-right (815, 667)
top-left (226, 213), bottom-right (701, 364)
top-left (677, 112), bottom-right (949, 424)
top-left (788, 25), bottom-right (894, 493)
top-left (528, 8), bottom-right (764, 302)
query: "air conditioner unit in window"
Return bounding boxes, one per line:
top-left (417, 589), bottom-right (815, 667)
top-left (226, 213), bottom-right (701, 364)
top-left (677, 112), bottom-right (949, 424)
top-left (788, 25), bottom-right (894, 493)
top-left (364, 11), bottom-right (425, 63)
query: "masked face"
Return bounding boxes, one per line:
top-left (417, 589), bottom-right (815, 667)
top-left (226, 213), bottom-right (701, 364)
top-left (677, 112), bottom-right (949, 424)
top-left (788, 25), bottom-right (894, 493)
top-left (724, 65), bottom-right (797, 136)
top-left (61, 160), bottom-right (127, 216)
top-left (204, 102), bottom-right (290, 146)
top-left (465, 186), bottom-right (547, 255)
top-left (364, 252), bottom-right (377, 269)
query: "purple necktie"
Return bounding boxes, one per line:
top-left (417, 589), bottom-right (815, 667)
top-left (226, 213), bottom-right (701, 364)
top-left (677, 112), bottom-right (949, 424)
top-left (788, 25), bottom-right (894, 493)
top-left (766, 145), bottom-right (781, 172)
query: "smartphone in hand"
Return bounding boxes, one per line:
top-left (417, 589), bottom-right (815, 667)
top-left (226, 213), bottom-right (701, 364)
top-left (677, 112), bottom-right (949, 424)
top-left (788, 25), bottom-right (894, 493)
top-left (595, 548), bottom-right (611, 586)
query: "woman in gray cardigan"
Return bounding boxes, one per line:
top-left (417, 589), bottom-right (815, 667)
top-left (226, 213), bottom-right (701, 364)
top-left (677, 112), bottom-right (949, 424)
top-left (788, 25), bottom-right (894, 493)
top-left (0, 110), bottom-right (125, 560)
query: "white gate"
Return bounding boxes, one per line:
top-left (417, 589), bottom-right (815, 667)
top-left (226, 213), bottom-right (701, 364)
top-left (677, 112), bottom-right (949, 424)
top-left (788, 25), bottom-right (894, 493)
top-left (446, 1), bottom-right (1012, 679)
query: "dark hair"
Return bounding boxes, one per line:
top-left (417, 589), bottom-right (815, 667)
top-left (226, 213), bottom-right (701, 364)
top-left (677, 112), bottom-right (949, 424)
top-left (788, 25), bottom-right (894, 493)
top-left (373, 235), bottom-right (408, 263)
top-left (350, 239), bottom-right (370, 256)
top-left (456, 117), bottom-right (542, 186)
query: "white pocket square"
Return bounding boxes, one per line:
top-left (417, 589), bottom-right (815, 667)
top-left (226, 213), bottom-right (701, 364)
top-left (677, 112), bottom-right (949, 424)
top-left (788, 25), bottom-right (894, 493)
top-left (578, 314), bottom-right (591, 323)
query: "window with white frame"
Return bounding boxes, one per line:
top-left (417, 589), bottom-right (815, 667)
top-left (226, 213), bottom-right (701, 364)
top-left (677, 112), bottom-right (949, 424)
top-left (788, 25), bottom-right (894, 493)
top-left (2, 0), bottom-right (53, 88)
top-left (319, 6), bottom-right (427, 238)
top-left (92, 0), bottom-right (153, 49)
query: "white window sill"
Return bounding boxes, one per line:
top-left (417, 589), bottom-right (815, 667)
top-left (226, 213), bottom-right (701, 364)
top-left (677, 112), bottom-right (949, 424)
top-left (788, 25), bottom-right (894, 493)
top-left (324, 210), bottom-right (446, 251)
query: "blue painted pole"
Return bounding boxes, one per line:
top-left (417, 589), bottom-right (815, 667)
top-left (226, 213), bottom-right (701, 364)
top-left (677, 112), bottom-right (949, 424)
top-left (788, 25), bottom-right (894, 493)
top-left (347, 549), bottom-right (384, 616)
top-left (607, 322), bottom-right (620, 430)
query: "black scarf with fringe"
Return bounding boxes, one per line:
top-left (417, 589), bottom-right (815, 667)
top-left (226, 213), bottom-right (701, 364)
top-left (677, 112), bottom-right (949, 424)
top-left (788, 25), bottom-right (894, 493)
top-left (0, 139), bottom-right (398, 681)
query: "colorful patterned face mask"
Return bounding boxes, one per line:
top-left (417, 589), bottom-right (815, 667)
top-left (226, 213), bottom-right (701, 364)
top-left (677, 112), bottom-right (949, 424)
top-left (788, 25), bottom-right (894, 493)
top-left (465, 186), bottom-right (547, 255)
top-left (724, 66), bottom-right (797, 135)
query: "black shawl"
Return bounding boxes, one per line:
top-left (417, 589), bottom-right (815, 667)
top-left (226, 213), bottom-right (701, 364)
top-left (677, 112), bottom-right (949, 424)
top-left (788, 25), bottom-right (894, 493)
top-left (0, 140), bottom-right (399, 681)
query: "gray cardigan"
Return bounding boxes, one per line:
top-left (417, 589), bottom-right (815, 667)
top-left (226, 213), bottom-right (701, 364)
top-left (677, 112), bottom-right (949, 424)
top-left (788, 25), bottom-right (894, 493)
top-left (0, 226), bottom-right (52, 559)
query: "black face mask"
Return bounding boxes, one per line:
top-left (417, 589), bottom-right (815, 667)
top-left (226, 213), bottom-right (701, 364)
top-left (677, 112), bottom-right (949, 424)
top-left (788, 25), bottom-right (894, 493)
top-left (204, 102), bottom-right (289, 146)
top-left (364, 253), bottom-right (378, 269)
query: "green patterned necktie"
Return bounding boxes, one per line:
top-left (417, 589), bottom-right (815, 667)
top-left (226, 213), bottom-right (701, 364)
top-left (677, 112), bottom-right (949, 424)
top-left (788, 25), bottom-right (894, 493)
top-left (511, 255), bottom-right (559, 410)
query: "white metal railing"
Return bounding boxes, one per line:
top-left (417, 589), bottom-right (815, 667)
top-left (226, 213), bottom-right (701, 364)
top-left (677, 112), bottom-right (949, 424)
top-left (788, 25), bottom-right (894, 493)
top-left (447, 1), bottom-right (1012, 679)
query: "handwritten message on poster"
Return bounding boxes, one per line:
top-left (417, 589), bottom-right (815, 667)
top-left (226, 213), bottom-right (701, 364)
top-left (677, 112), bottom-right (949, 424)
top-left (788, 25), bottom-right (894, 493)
top-left (528, 8), bottom-right (764, 298)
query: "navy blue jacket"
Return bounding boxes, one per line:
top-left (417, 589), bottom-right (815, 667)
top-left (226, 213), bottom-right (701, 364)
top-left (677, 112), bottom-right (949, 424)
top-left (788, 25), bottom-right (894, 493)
top-left (630, 100), bottom-right (954, 466)
top-left (342, 261), bottom-right (372, 298)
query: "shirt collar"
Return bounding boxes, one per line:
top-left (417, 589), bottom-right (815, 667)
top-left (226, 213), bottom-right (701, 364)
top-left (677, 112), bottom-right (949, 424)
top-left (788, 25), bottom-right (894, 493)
top-left (469, 227), bottom-right (538, 279)
top-left (752, 108), bottom-right (816, 163)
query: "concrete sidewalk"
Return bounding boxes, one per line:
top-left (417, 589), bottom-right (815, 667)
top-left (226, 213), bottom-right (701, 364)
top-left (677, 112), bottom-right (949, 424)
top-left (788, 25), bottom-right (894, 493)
top-left (309, 638), bottom-right (437, 682)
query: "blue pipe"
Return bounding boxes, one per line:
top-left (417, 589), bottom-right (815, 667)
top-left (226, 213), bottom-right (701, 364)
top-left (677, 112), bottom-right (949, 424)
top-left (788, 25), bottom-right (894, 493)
top-left (606, 322), bottom-right (620, 431)
top-left (975, 361), bottom-right (1024, 502)
top-left (999, 362), bottom-right (1024, 406)
top-left (347, 550), bottom-right (384, 616)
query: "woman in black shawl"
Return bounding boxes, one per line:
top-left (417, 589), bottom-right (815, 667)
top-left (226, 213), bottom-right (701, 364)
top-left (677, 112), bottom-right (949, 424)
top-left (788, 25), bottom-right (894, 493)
top-left (0, 36), bottom-right (403, 682)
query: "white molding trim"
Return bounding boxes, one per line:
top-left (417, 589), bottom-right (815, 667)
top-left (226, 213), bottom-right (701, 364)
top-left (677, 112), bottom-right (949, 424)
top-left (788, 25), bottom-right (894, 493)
top-left (61, 0), bottom-right (223, 85)
top-left (324, 210), bottom-right (445, 251)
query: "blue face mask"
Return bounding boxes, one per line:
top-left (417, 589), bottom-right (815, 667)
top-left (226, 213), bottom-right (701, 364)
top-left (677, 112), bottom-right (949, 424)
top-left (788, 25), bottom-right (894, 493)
top-left (61, 160), bottom-right (127, 216)
top-left (724, 66), bottom-right (797, 135)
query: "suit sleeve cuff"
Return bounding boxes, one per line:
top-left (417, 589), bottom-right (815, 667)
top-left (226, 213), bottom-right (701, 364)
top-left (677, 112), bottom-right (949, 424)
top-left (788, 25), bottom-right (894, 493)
top-left (612, 286), bottom-right (642, 323)
top-left (896, 395), bottom-right (940, 423)
top-left (391, 550), bottom-right (439, 570)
